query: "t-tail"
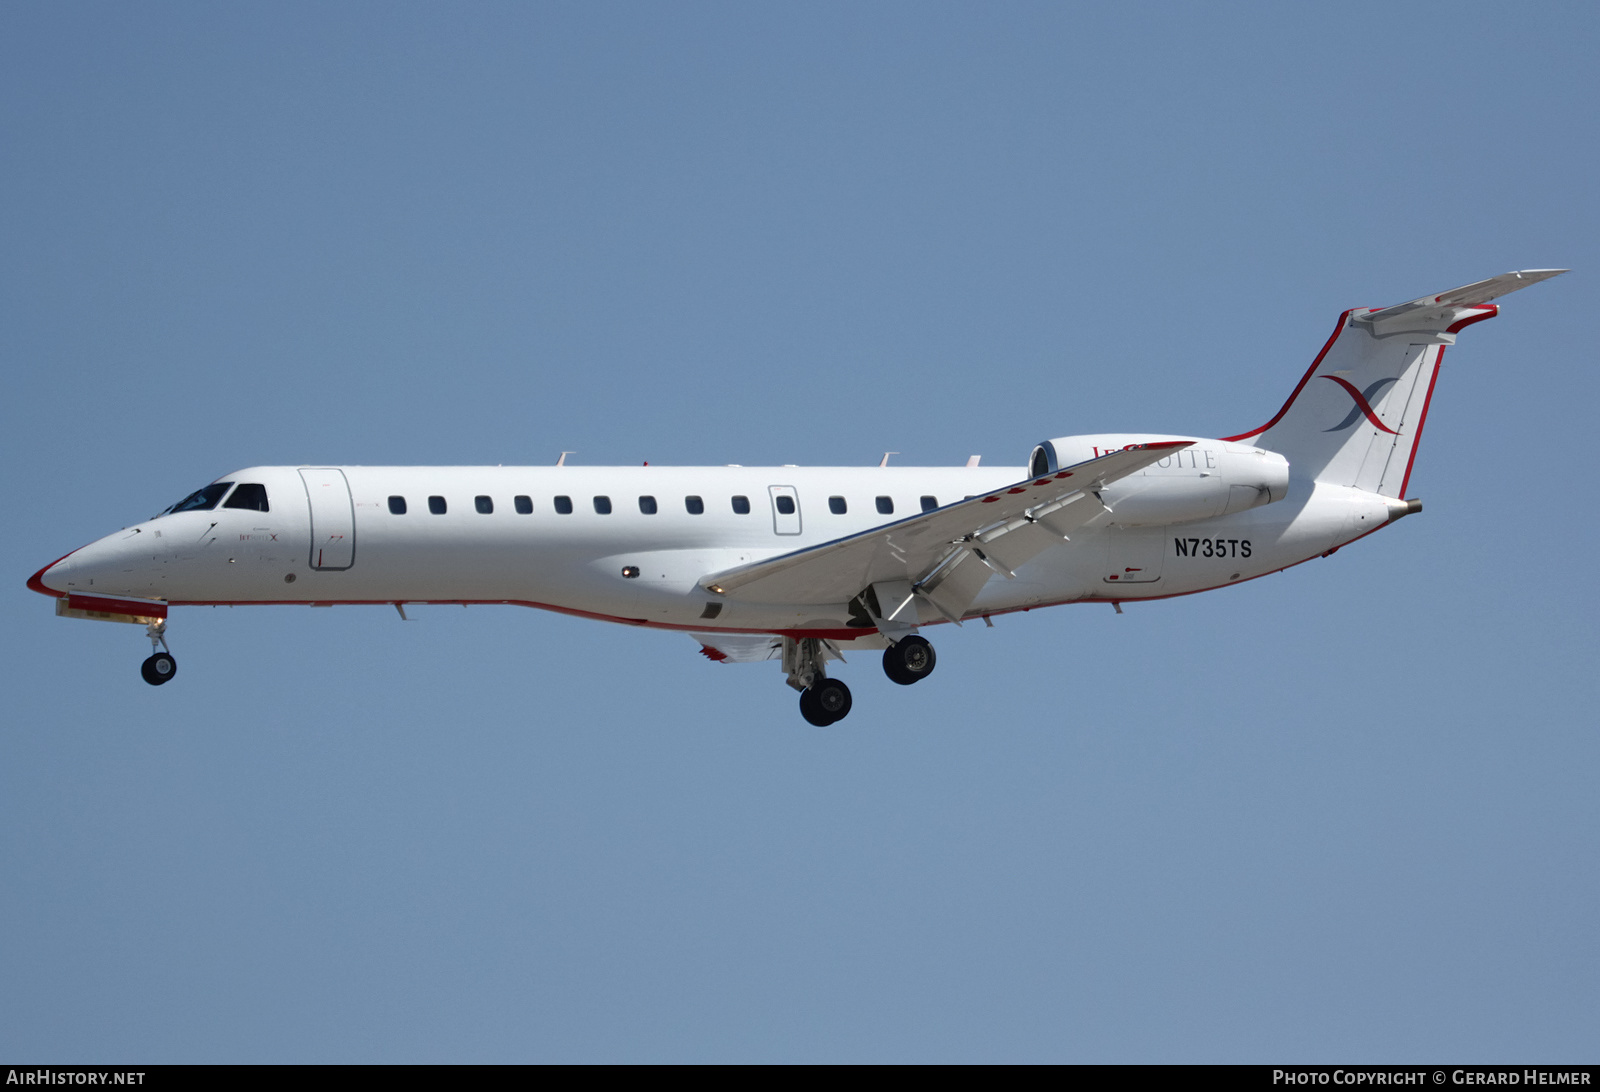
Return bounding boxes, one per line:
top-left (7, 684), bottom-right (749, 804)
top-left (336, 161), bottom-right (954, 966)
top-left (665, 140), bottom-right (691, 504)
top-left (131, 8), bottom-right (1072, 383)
top-left (1227, 270), bottom-right (1567, 497)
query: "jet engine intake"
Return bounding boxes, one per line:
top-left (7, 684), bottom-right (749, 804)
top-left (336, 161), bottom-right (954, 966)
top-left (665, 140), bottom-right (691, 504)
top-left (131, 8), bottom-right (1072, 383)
top-left (1028, 433), bottom-right (1289, 527)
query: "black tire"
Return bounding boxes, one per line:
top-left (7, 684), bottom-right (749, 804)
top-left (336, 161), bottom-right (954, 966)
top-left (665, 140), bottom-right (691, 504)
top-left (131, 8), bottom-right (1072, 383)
top-left (882, 635), bottom-right (936, 686)
top-left (813, 678), bottom-right (852, 723)
top-left (799, 685), bottom-right (833, 727)
top-left (141, 652), bottom-right (177, 686)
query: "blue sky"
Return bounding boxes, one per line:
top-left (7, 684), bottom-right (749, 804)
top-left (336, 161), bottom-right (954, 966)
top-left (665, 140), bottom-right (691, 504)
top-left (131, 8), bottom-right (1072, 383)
top-left (3, 1), bottom-right (1596, 1062)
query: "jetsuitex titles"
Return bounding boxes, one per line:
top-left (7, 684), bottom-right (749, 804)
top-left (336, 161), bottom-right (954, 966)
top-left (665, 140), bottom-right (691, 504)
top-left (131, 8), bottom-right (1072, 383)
top-left (1273, 1074), bottom-right (1591, 1087)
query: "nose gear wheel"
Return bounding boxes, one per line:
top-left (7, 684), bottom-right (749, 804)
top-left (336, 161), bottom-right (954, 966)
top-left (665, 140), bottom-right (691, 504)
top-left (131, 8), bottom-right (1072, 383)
top-left (140, 620), bottom-right (176, 686)
top-left (141, 652), bottom-right (177, 686)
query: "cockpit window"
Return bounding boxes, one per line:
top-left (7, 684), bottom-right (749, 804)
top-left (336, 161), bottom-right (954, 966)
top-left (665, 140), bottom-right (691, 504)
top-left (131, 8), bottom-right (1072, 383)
top-left (224, 483), bottom-right (270, 512)
top-left (168, 483), bottom-right (233, 513)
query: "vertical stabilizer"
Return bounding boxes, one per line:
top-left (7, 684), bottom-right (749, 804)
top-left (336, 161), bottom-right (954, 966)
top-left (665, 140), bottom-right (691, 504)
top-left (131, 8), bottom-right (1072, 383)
top-left (1226, 270), bottom-right (1565, 497)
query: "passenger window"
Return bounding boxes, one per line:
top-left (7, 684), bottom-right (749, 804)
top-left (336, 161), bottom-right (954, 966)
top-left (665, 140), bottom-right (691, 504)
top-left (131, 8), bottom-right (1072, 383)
top-left (475, 495), bottom-right (493, 514)
top-left (594, 496), bottom-right (612, 514)
top-left (429, 496), bottom-right (447, 515)
top-left (732, 495), bottom-right (751, 515)
top-left (554, 495), bottom-right (573, 514)
top-left (514, 495), bottom-right (533, 515)
top-left (776, 495), bottom-right (796, 515)
top-left (828, 496), bottom-right (847, 514)
top-left (224, 483), bottom-right (270, 512)
top-left (388, 496), bottom-right (407, 515)
top-left (876, 496), bottom-right (894, 515)
top-left (639, 495), bottom-right (657, 515)
top-left (921, 495), bottom-right (938, 512)
top-left (685, 495), bottom-right (704, 515)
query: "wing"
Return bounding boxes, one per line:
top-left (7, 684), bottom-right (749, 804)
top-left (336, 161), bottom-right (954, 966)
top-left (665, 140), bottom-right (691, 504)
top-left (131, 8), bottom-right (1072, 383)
top-left (699, 442), bottom-right (1192, 622)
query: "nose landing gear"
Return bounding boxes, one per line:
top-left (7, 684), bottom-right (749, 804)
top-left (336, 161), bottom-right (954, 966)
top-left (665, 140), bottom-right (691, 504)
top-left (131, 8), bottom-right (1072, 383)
top-left (141, 652), bottom-right (177, 685)
top-left (140, 621), bottom-right (177, 686)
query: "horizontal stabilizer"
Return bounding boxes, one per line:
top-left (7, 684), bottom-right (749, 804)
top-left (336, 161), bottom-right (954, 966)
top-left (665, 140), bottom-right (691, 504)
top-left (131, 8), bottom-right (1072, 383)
top-left (1356, 269), bottom-right (1567, 328)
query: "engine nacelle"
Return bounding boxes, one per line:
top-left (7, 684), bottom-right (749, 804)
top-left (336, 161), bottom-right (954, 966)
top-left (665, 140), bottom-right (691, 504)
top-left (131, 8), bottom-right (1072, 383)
top-left (1028, 433), bottom-right (1289, 527)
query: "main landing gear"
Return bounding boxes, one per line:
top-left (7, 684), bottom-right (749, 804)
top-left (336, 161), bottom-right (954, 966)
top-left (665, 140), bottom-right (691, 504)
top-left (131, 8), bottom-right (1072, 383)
top-left (140, 621), bottom-right (177, 686)
top-left (783, 636), bottom-right (853, 726)
top-left (882, 634), bottom-right (936, 686)
top-left (799, 677), bottom-right (852, 727)
top-left (782, 633), bottom-right (938, 725)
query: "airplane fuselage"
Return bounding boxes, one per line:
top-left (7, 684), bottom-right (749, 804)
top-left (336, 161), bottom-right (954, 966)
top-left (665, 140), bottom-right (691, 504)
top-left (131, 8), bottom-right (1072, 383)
top-left (28, 269), bottom-right (1562, 721)
top-left (34, 436), bottom-right (1398, 640)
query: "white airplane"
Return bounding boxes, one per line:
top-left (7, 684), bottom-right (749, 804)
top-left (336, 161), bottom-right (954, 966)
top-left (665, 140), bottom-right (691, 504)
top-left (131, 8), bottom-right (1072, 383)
top-left (29, 270), bottom-right (1565, 724)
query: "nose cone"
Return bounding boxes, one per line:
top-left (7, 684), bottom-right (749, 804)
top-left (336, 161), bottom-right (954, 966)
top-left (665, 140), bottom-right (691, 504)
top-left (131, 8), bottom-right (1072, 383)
top-left (31, 526), bottom-right (167, 599)
top-left (34, 526), bottom-right (173, 599)
top-left (27, 552), bottom-right (76, 597)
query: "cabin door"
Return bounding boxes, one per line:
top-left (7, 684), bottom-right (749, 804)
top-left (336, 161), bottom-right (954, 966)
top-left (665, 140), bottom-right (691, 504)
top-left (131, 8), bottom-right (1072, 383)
top-left (300, 468), bottom-right (356, 570)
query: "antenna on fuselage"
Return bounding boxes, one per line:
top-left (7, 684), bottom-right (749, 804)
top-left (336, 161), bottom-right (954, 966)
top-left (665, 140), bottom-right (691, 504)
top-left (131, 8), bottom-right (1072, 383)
top-left (879, 452), bottom-right (898, 467)
top-left (556, 451), bottom-right (576, 466)
top-left (966, 455), bottom-right (981, 467)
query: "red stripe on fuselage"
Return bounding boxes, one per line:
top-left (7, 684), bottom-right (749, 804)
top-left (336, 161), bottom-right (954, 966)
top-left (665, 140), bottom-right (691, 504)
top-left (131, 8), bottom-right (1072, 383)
top-left (164, 594), bottom-right (877, 642)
